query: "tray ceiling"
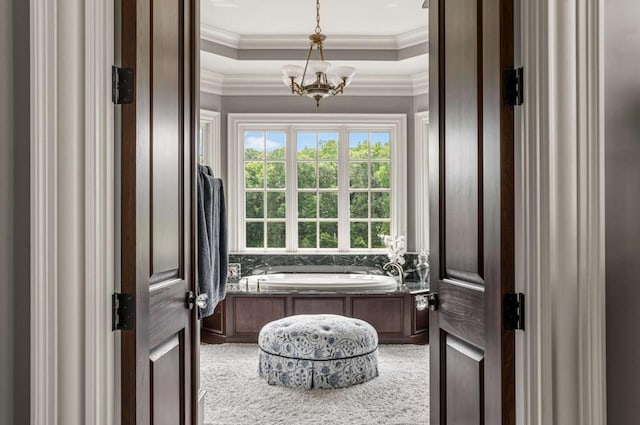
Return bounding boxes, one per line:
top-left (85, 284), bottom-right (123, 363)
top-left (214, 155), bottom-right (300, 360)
top-left (201, 0), bottom-right (428, 37)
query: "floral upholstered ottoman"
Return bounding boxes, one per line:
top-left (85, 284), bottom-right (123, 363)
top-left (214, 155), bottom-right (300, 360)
top-left (258, 314), bottom-right (379, 389)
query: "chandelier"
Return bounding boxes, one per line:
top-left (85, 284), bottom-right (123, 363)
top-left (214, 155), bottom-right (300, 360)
top-left (281, 0), bottom-right (356, 107)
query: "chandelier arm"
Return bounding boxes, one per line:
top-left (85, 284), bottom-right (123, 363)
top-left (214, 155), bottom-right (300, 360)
top-left (301, 43), bottom-right (314, 87)
top-left (317, 42), bottom-right (325, 62)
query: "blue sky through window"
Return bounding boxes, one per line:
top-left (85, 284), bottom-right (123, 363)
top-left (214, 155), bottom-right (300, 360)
top-left (266, 132), bottom-right (286, 153)
top-left (297, 132), bottom-right (316, 153)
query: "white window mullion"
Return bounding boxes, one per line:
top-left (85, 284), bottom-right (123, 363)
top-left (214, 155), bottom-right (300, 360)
top-left (337, 125), bottom-right (350, 251)
top-left (231, 124), bottom-right (245, 251)
top-left (286, 125), bottom-right (298, 251)
top-left (368, 131), bottom-right (373, 250)
top-left (263, 143), bottom-right (268, 249)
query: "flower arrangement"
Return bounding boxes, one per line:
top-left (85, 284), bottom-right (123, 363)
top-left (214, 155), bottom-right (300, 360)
top-left (379, 234), bottom-right (406, 266)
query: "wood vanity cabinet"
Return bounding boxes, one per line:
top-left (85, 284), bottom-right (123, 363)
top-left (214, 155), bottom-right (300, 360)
top-left (201, 292), bottom-right (429, 345)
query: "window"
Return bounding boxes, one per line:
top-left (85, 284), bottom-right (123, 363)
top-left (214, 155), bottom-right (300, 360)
top-left (228, 114), bottom-right (407, 252)
top-left (243, 131), bottom-right (287, 248)
top-left (297, 131), bottom-right (339, 249)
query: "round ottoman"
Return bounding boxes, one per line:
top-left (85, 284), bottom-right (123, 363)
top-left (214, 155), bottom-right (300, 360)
top-left (258, 314), bottom-right (379, 389)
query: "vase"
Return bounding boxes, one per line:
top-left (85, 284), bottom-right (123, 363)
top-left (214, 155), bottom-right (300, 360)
top-left (416, 250), bottom-right (430, 287)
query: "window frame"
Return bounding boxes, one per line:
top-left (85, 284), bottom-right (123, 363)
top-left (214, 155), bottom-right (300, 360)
top-left (199, 109), bottom-right (221, 172)
top-left (228, 114), bottom-right (407, 253)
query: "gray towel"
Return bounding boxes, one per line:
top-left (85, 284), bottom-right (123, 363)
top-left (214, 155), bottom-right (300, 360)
top-left (197, 165), bottom-right (228, 318)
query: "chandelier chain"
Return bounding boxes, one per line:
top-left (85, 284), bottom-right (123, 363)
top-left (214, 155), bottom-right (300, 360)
top-left (315, 0), bottom-right (321, 34)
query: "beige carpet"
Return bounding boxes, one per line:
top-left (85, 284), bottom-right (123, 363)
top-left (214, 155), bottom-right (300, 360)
top-left (200, 343), bottom-right (429, 425)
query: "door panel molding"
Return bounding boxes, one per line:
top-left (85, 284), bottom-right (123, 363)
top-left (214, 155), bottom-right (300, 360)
top-left (445, 335), bottom-right (485, 425)
top-left (438, 281), bottom-right (485, 349)
top-left (517, 0), bottom-right (606, 424)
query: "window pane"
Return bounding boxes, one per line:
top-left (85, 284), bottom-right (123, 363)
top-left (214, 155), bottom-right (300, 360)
top-left (318, 133), bottom-right (339, 160)
top-left (349, 162), bottom-right (369, 188)
top-left (245, 192), bottom-right (264, 218)
top-left (297, 132), bottom-right (317, 160)
top-left (350, 222), bottom-right (369, 249)
top-left (370, 132), bottom-right (391, 159)
top-left (267, 192), bottom-right (286, 218)
top-left (371, 192), bottom-right (390, 218)
top-left (371, 162), bottom-right (390, 188)
top-left (267, 222), bottom-right (286, 248)
top-left (349, 132), bottom-right (369, 159)
top-left (297, 163), bottom-right (316, 188)
top-left (350, 192), bottom-right (368, 218)
top-left (318, 162), bottom-right (338, 188)
top-left (372, 222), bottom-right (391, 248)
top-left (266, 132), bottom-right (286, 160)
top-left (298, 222), bottom-right (317, 248)
top-left (266, 162), bottom-right (286, 188)
top-left (298, 193), bottom-right (317, 218)
top-left (319, 222), bottom-right (338, 248)
top-left (244, 162), bottom-right (264, 188)
top-left (319, 193), bottom-right (338, 218)
top-left (244, 131), bottom-right (265, 160)
top-left (246, 222), bottom-right (264, 248)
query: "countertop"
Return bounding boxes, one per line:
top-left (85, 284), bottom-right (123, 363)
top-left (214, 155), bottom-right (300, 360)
top-left (225, 279), bottom-right (430, 296)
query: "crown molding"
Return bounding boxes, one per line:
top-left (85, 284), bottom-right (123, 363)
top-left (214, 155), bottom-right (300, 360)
top-left (201, 24), bottom-right (240, 48)
top-left (201, 72), bottom-right (429, 97)
top-left (200, 69), bottom-right (225, 95)
top-left (397, 28), bottom-right (429, 50)
top-left (200, 23), bottom-right (428, 50)
top-left (412, 72), bottom-right (429, 95)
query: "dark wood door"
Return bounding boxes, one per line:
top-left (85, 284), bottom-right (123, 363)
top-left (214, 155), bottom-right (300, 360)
top-left (428, 0), bottom-right (515, 423)
top-left (118, 0), bottom-right (200, 424)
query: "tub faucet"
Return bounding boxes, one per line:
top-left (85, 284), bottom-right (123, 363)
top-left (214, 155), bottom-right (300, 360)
top-left (383, 262), bottom-right (405, 287)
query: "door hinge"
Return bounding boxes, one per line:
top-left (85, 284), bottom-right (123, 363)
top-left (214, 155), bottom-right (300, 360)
top-left (112, 293), bottom-right (135, 331)
top-left (112, 66), bottom-right (134, 105)
top-left (504, 67), bottom-right (524, 106)
top-left (504, 292), bottom-right (525, 331)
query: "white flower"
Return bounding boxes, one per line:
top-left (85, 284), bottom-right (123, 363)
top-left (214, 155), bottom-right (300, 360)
top-left (380, 234), bottom-right (406, 266)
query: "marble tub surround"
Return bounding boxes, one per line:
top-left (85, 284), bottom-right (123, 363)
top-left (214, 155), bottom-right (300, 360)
top-left (228, 253), bottom-right (425, 281)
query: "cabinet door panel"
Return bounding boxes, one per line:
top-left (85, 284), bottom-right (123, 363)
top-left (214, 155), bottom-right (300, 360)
top-left (233, 297), bottom-right (287, 334)
top-left (351, 297), bottom-right (404, 334)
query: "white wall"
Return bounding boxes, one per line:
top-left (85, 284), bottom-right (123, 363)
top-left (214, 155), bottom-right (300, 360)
top-left (605, 0), bottom-right (640, 423)
top-left (201, 93), bottom-right (428, 250)
top-left (0, 0), bottom-right (30, 424)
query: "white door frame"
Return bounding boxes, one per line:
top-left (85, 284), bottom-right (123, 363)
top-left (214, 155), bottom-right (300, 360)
top-left (29, 1), bottom-right (606, 424)
top-left (30, 0), bottom-right (114, 424)
top-left (516, 0), bottom-right (606, 424)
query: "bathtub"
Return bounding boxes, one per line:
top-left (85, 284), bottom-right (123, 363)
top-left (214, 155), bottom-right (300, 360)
top-left (243, 273), bottom-right (398, 292)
